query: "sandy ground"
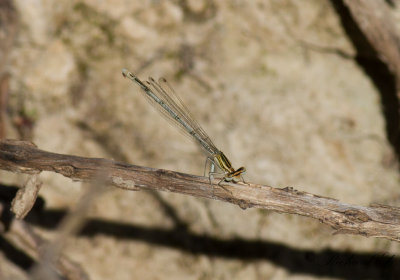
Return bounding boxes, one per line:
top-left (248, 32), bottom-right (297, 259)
top-left (1, 0), bottom-right (400, 279)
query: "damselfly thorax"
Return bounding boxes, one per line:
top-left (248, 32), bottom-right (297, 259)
top-left (213, 152), bottom-right (246, 183)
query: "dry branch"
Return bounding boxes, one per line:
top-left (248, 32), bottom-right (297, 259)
top-left (1, 139), bottom-right (400, 242)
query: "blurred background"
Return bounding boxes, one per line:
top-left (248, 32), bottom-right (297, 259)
top-left (1, 0), bottom-right (400, 279)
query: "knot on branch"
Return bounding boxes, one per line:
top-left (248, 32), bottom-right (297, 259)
top-left (53, 165), bottom-right (75, 177)
top-left (343, 209), bottom-right (371, 223)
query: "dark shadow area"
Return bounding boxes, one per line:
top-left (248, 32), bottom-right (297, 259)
top-left (330, 0), bottom-right (400, 161)
top-left (26, 208), bottom-right (400, 279)
top-left (0, 235), bottom-right (35, 270)
top-left (0, 185), bottom-right (39, 271)
top-left (1, 185), bottom-right (399, 279)
top-left (385, 0), bottom-right (396, 8)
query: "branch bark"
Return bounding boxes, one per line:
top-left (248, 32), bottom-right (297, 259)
top-left (1, 139), bottom-right (400, 242)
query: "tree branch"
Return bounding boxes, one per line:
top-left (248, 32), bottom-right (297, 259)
top-left (1, 139), bottom-right (400, 242)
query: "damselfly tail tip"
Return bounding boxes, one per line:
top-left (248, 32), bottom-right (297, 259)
top-left (122, 68), bottom-right (131, 78)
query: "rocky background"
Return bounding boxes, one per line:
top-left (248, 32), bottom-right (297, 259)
top-left (1, 0), bottom-right (400, 279)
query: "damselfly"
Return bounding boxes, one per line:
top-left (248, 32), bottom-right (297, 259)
top-left (122, 69), bottom-right (246, 183)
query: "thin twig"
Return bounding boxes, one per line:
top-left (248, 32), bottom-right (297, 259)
top-left (1, 139), bottom-right (400, 242)
top-left (3, 217), bottom-right (89, 280)
top-left (30, 173), bottom-right (107, 280)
